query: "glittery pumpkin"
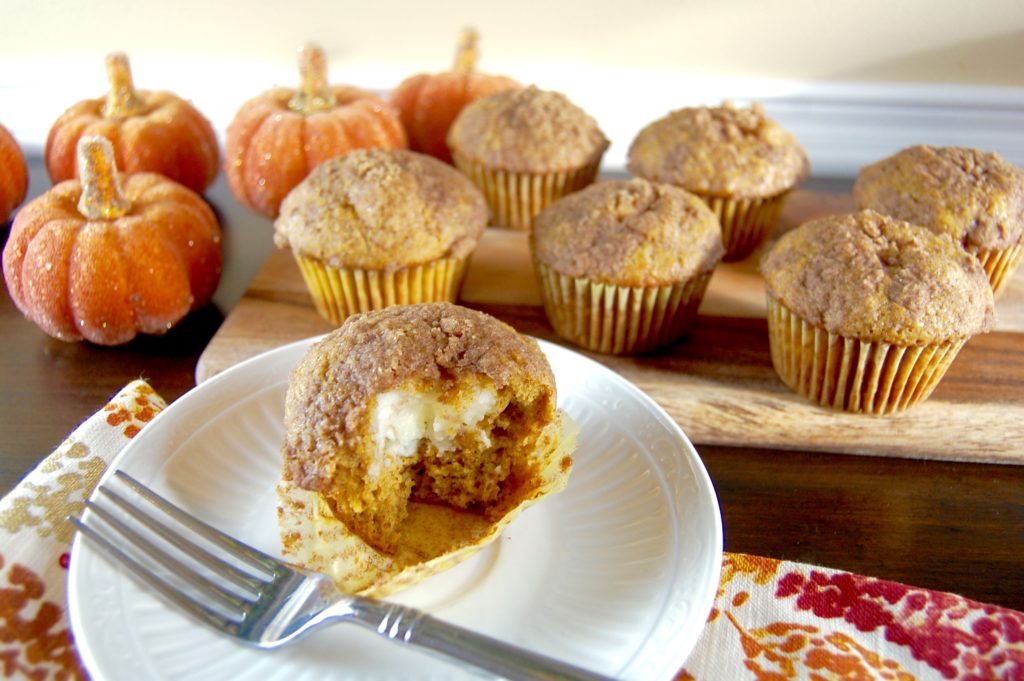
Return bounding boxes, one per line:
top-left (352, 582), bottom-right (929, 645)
top-left (45, 53), bottom-right (220, 194)
top-left (224, 43), bottom-right (408, 219)
top-left (3, 136), bottom-right (223, 345)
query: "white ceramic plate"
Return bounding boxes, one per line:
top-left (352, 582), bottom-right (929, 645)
top-left (69, 337), bottom-right (722, 681)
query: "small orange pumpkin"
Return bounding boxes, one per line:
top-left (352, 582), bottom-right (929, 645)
top-left (390, 28), bottom-right (520, 164)
top-left (3, 135), bottom-right (223, 346)
top-left (45, 52), bottom-right (220, 194)
top-left (0, 123), bottom-right (29, 224)
top-left (224, 43), bottom-right (408, 219)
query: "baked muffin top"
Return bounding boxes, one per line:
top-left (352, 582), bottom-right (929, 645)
top-left (531, 178), bottom-right (724, 287)
top-left (282, 302), bottom-right (556, 493)
top-left (447, 85), bottom-right (609, 173)
top-left (853, 145), bottom-right (1024, 252)
top-left (760, 210), bottom-right (996, 344)
top-left (273, 148), bottom-right (488, 270)
top-left (626, 101), bottom-right (810, 199)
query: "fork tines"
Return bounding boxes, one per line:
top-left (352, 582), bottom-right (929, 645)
top-left (69, 470), bottom-right (281, 634)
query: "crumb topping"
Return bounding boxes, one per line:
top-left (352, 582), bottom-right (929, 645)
top-left (531, 178), bottom-right (724, 286)
top-left (626, 101), bottom-right (810, 198)
top-left (760, 210), bottom-right (996, 344)
top-left (273, 149), bottom-right (488, 270)
top-left (447, 85), bottom-right (609, 172)
top-left (853, 145), bottom-right (1024, 251)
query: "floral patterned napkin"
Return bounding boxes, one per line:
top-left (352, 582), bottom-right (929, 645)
top-left (680, 554), bottom-right (1023, 680)
top-left (0, 380), bottom-right (1020, 680)
top-left (0, 380), bottom-right (165, 680)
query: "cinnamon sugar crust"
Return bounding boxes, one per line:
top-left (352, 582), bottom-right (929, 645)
top-left (531, 178), bottom-right (724, 287)
top-left (760, 210), bottom-right (996, 344)
top-left (853, 145), bottom-right (1024, 252)
top-left (273, 148), bottom-right (487, 270)
top-left (627, 102), bottom-right (810, 199)
top-left (447, 85), bottom-right (609, 172)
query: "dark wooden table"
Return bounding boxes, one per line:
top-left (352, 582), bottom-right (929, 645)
top-left (3, 160), bottom-right (1023, 615)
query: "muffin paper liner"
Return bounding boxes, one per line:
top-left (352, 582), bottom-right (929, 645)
top-left (277, 413), bottom-right (576, 597)
top-left (294, 254), bottom-right (468, 326)
top-left (970, 241), bottom-right (1024, 297)
top-left (535, 262), bottom-right (712, 354)
top-left (766, 296), bottom-right (966, 414)
top-left (451, 152), bottom-right (603, 231)
top-left (700, 190), bottom-right (790, 262)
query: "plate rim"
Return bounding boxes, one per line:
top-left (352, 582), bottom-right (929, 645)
top-left (69, 335), bottom-right (723, 681)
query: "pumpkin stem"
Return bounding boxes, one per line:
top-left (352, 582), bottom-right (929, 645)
top-left (102, 52), bottom-right (144, 119)
top-left (453, 27), bottom-right (479, 74)
top-left (289, 43), bottom-right (336, 114)
top-left (77, 135), bottom-right (131, 220)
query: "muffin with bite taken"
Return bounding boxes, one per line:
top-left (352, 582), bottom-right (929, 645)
top-left (277, 302), bottom-right (576, 596)
top-left (627, 101), bottom-right (809, 261)
top-left (853, 144), bottom-right (1024, 296)
top-left (273, 148), bottom-right (488, 325)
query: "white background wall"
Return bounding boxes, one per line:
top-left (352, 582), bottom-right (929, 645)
top-left (6, 0), bottom-right (1023, 84)
top-left (2, 0), bottom-right (1023, 173)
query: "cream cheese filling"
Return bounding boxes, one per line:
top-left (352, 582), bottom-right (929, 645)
top-left (368, 386), bottom-right (498, 479)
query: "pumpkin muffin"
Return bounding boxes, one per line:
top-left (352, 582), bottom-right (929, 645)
top-left (760, 210), bottom-right (995, 414)
top-left (277, 302), bottom-right (576, 596)
top-left (853, 144), bottom-right (1024, 296)
top-left (627, 101), bottom-right (809, 261)
top-left (531, 178), bottom-right (724, 354)
top-left (447, 85), bottom-right (609, 230)
top-left (273, 148), bottom-right (488, 325)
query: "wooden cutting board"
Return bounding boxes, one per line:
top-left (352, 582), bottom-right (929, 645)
top-left (196, 189), bottom-right (1024, 464)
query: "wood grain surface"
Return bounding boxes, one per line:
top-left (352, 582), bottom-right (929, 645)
top-left (196, 189), bottom-right (1024, 464)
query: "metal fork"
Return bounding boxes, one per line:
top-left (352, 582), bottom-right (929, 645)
top-left (70, 470), bottom-right (617, 681)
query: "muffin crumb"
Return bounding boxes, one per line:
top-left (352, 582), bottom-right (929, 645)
top-left (531, 178), bottom-right (723, 287)
top-left (854, 144), bottom-right (1024, 252)
top-left (627, 101), bottom-right (809, 199)
top-left (274, 148), bottom-right (488, 270)
top-left (760, 210), bottom-right (996, 344)
top-left (448, 85), bottom-right (609, 173)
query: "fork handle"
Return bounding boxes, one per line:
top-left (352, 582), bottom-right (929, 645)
top-left (347, 597), bottom-right (618, 681)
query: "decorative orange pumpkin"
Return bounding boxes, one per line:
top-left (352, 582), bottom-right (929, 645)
top-left (3, 135), bottom-right (223, 346)
top-left (224, 43), bottom-right (408, 219)
top-left (0, 123), bottom-right (28, 224)
top-left (45, 52), bottom-right (220, 194)
top-left (389, 28), bottom-right (520, 164)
